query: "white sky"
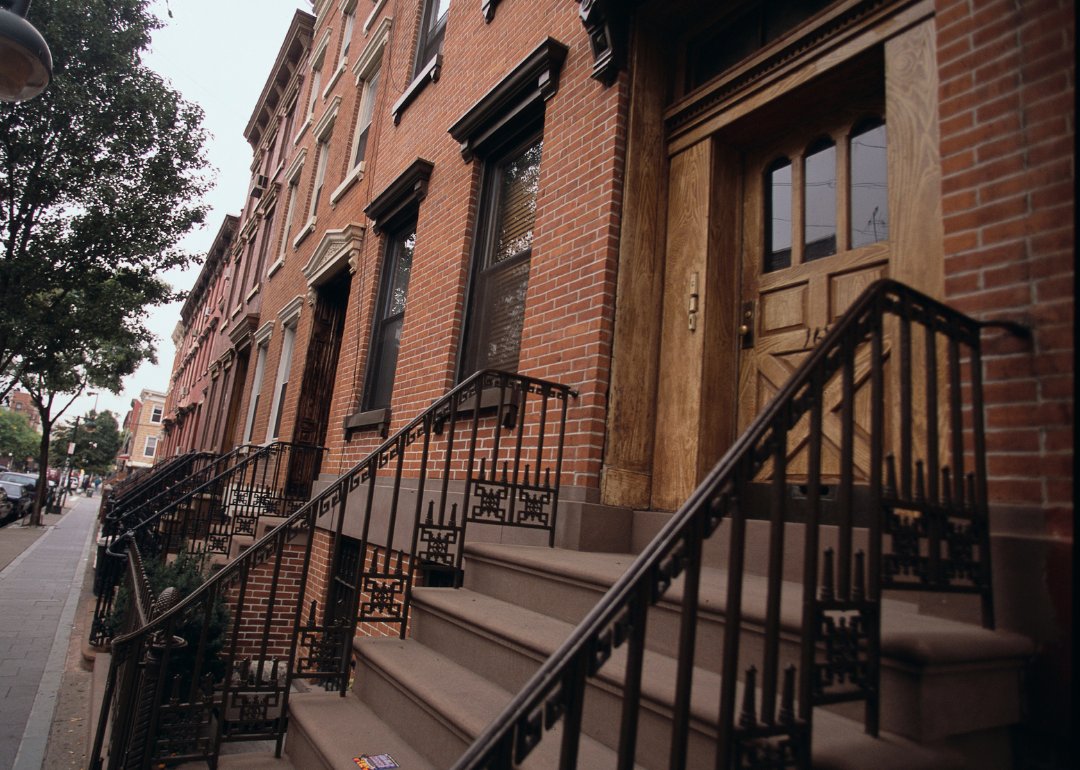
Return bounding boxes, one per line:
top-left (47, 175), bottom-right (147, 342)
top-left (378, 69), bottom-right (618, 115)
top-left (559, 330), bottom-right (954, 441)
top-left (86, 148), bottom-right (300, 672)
top-left (63, 0), bottom-right (313, 427)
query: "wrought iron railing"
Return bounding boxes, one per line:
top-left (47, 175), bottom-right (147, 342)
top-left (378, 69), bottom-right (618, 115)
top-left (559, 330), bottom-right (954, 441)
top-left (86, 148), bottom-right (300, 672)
top-left (451, 280), bottom-right (1017, 770)
top-left (89, 370), bottom-right (575, 769)
top-left (100, 452), bottom-right (218, 533)
top-left (89, 442), bottom-right (323, 646)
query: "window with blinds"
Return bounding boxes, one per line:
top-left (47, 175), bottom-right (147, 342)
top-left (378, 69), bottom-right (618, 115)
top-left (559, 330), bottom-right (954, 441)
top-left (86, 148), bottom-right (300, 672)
top-left (353, 66), bottom-right (380, 168)
top-left (460, 133), bottom-right (543, 377)
top-left (363, 225), bottom-right (416, 411)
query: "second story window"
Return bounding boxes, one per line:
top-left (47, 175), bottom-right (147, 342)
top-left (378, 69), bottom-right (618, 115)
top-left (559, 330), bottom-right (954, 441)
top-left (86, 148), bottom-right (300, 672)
top-left (352, 65), bottom-right (379, 168)
top-left (459, 131), bottom-right (543, 378)
top-left (143, 435), bottom-right (158, 458)
top-left (311, 141), bottom-right (329, 216)
top-left (415, 0), bottom-right (451, 76)
top-left (244, 341), bottom-right (269, 443)
top-left (342, 4), bottom-right (356, 58)
top-left (363, 225), bottom-right (415, 412)
top-left (280, 182), bottom-right (298, 258)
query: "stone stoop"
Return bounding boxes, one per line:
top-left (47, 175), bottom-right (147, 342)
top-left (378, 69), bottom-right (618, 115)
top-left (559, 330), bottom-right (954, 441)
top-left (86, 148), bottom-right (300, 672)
top-left (456, 543), bottom-right (1030, 766)
top-left (280, 542), bottom-right (1030, 770)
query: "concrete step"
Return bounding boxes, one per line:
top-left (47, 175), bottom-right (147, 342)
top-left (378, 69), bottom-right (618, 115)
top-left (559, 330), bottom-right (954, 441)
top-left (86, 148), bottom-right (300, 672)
top-left (462, 543), bottom-right (1033, 746)
top-left (411, 587), bottom-right (980, 770)
top-left (285, 691), bottom-right (435, 770)
top-left (352, 636), bottom-right (643, 770)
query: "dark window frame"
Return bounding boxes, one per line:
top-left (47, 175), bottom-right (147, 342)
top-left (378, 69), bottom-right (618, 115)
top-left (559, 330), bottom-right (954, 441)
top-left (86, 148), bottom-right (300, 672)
top-left (361, 223), bottom-right (416, 413)
top-left (413, 0), bottom-right (450, 77)
top-left (457, 124), bottom-right (544, 381)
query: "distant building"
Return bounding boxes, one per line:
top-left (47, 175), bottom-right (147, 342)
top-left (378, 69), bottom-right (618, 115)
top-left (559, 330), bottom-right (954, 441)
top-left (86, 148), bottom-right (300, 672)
top-left (2, 388), bottom-right (41, 432)
top-left (120, 388), bottom-right (166, 469)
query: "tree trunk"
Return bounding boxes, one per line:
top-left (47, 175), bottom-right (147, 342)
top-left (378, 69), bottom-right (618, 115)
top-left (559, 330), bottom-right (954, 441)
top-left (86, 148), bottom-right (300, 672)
top-left (30, 421), bottom-right (52, 526)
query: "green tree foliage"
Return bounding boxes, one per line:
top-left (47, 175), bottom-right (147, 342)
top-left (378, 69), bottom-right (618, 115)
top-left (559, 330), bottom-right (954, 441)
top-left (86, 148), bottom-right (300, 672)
top-left (0, 0), bottom-right (211, 403)
top-left (50, 409), bottom-right (122, 476)
top-left (0, 409), bottom-right (40, 469)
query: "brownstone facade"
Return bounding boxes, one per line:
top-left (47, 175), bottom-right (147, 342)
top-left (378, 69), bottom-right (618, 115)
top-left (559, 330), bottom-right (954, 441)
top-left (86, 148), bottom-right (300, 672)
top-left (164, 0), bottom-right (1071, 751)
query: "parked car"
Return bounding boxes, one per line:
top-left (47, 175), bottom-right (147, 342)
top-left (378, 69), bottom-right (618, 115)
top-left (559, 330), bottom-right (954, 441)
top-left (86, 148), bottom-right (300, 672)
top-left (0, 480), bottom-right (34, 522)
top-left (0, 472), bottom-right (56, 509)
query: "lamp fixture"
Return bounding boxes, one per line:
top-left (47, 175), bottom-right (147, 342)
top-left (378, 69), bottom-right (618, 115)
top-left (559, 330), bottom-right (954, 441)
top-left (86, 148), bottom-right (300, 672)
top-left (0, 0), bottom-right (51, 102)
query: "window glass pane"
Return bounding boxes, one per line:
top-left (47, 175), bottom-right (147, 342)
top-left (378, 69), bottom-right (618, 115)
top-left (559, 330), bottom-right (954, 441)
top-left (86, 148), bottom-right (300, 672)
top-left (343, 11), bottom-right (355, 55)
top-left (493, 139), bottom-right (543, 264)
top-left (359, 68), bottom-right (379, 130)
top-left (368, 319), bottom-right (402, 410)
top-left (764, 158), bottom-right (792, 272)
top-left (365, 228), bottom-right (415, 411)
top-left (850, 118), bottom-right (888, 248)
top-left (309, 68), bottom-right (322, 115)
top-left (387, 231), bottom-right (414, 316)
top-left (431, 0), bottom-right (451, 29)
top-left (478, 257), bottom-right (530, 372)
top-left (312, 143), bottom-right (329, 213)
top-left (354, 67), bottom-right (379, 167)
top-left (804, 137), bottom-right (836, 262)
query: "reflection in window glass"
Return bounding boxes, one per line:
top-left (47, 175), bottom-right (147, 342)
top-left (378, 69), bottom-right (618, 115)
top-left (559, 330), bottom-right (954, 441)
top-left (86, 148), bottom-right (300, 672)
top-left (804, 137), bottom-right (837, 262)
top-left (765, 158), bottom-right (792, 273)
top-left (850, 118), bottom-right (888, 248)
top-left (493, 140), bottom-right (543, 264)
top-left (365, 229), bottom-right (415, 411)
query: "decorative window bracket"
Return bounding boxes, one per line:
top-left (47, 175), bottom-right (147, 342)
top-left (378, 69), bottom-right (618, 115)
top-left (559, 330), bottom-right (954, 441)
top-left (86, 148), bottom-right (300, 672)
top-left (575, 0), bottom-right (641, 87)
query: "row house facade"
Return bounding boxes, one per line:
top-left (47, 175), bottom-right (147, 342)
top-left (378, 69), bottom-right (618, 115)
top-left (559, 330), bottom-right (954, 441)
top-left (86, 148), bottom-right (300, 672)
top-left (159, 0), bottom-right (1071, 764)
top-left (120, 388), bottom-right (167, 469)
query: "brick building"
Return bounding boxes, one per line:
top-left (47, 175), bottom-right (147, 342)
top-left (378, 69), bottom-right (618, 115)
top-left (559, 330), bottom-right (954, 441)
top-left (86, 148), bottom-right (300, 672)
top-left (120, 388), bottom-right (167, 469)
top-left (1, 388), bottom-right (41, 433)
top-left (158, 0), bottom-right (1071, 765)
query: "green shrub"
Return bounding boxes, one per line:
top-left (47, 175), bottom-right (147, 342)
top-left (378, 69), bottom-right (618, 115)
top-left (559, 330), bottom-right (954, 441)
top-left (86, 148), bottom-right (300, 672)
top-left (107, 547), bottom-right (231, 696)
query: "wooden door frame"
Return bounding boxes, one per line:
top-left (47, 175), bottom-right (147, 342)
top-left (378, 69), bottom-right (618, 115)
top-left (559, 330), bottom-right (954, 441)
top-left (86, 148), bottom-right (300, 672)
top-left (603, 0), bottom-right (942, 512)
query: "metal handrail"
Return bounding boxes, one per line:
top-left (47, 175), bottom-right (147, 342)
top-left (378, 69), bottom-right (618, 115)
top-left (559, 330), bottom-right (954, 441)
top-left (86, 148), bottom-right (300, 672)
top-left (450, 280), bottom-right (1006, 770)
top-left (118, 441), bottom-right (324, 559)
top-left (101, 451), bottom-right (219, 532)
top-left (91, 369), bottom-right (576, 769)
top-left (89, 440), bottom-right (315, 643)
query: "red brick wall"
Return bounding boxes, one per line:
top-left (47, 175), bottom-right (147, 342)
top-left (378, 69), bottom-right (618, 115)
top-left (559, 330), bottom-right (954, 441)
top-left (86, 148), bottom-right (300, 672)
top-left (935, 0), bottom-right (1073, 748)
top-left (936, 0), bottom-right (1073, 519)
top-left (258, 1), bottom-right (625, 497)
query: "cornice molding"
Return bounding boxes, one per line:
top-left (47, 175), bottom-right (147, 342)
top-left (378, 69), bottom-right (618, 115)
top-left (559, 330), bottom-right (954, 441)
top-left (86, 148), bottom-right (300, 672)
top-left (254, 321), bottom-right (276, 347)
top-left (448, 37), bottom-right (569, 161)
top-left (353, 15), bottom-right (392, 82)
top-left (313, 93), bottom-right (343, 141)
top-left (278, 295), bottom-right (306, 328)
top-left (303, 223), bottom-right (366, 287)
top-left (364, 158), bottom-right (434, 233)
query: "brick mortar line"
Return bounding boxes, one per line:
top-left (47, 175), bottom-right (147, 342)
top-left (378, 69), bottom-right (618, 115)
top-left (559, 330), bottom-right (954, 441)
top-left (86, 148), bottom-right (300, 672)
top-left (11, 500), bottom-right (98, 770)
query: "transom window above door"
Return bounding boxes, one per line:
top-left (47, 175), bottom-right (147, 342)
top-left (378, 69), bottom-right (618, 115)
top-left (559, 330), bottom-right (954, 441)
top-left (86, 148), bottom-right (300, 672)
top-left (763, 113), bottom-right (887, 274)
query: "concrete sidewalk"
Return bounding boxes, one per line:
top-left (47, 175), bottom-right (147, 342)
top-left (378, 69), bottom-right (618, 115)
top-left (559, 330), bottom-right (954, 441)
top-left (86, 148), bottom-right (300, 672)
top-left (0, 497), bottom-right (98, 770)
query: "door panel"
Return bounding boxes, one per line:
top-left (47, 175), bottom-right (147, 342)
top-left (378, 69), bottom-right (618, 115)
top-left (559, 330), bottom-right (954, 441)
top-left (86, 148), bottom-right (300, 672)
top-left (737, 99), bottom-right (890, 483)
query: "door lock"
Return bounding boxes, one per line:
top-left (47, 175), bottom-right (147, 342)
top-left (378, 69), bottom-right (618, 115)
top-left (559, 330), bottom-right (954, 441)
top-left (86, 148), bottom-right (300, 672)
top-left (688, 272), bottom-right (700, 331)
top-left (740, 301), bottom-right (754, 348)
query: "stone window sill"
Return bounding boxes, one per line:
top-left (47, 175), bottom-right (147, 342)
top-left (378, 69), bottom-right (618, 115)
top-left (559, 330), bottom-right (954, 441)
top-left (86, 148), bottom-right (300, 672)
top-left (330, 162), bottom-right (365, 207)
top-left (344, 407), bottom-right (392, 439)
top-left (293, 218), bottom-right (316, 249)
top-left (391, 53), bottom-right (441, 125)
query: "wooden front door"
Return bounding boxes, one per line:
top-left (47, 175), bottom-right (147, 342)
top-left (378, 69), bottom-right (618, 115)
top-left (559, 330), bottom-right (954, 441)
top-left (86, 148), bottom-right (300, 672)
top-left (737, 99), bottom-right (890, 481)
